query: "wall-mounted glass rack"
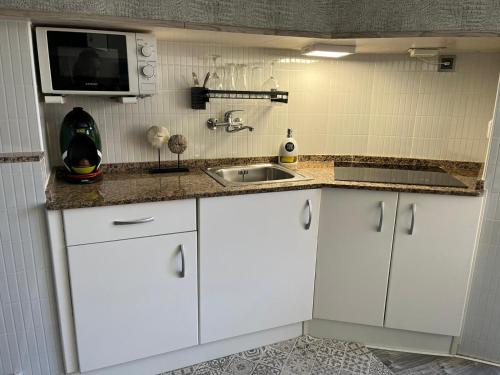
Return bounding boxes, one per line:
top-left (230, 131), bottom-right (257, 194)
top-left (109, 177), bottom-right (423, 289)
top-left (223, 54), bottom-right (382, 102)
top-left (191, 87), bottom-right (289, 109)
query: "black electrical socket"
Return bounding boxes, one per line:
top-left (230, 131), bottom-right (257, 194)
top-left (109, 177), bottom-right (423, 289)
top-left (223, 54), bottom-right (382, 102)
top-left (438, 55), bottom-right (456, 72)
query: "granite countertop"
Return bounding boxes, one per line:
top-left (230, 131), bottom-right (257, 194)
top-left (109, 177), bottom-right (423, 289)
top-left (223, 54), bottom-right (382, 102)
top-left (45, 156), bottom-right (484, 210)
top-left (0, 151), bottom-right (45, 163)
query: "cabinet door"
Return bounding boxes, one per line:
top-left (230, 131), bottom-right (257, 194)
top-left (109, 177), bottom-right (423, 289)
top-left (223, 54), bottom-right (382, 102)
top-left (385, 193), bottom-right (482, 336)
top-left (199, 189), bottom-right (320, 344)
top-left (314, 189), bottom-right (398, 327)
top-left (68, 232), bottom-right (198, 371)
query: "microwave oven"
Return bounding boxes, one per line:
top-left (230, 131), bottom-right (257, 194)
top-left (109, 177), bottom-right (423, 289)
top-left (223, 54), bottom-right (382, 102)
top-left (35, 27), bottom-right (157, 96)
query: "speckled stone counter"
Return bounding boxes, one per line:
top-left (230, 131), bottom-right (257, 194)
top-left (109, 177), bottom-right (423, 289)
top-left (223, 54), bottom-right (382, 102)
top-left (45, 156), bottom-right (484, 210)
top-left (0, 151), bottom-right (44, 163)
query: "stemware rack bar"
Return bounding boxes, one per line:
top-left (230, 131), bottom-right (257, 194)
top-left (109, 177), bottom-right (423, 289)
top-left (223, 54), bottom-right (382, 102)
top-left (191, 87), bottom-right (289, 109)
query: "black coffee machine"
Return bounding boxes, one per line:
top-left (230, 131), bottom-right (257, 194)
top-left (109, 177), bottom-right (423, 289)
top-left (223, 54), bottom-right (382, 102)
top-left (60, 107), bottom-right (103, 184)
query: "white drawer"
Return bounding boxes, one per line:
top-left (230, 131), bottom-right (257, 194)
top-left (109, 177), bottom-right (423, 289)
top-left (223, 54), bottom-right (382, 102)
top-left (63, 200), bottom-right (196, 246)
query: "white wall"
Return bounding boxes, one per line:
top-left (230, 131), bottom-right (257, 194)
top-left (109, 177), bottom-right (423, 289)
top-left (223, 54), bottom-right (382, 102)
top-left (459, 77), bottom-right (500, 363)
top-left (0, 161), bottom-right (63, 375)
top-left (43, 41), bottom-right (500, 166)
top-left (0, 19), bottom-right (63, 375)
top-left (0, 19), bottom-right (43, 154)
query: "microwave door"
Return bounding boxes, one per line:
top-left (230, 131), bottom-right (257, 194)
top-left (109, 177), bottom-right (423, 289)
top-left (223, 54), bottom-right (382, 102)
top-left (43, 30), bottom-right (133, 94)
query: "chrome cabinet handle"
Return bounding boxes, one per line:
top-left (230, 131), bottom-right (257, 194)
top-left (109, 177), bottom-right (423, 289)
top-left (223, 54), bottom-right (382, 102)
top-left (112, 217), bottom-right (154, 225)
top-left (178, 244), bottom-right (185, 278)
top-left (377, 201), bottom-right (385, 232)
top-left (305, 199), bottom-right (312, 230)
top-left (409, 203), bottom-right (416, 235)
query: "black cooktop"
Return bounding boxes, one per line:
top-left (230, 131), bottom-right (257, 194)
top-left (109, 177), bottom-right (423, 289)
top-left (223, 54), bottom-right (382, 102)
top-left (334, 164), bottom-right (467, 188)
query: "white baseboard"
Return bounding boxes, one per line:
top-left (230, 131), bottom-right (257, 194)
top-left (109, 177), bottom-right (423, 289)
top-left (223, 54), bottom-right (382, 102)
top-left (83, 323), bottom-right (302, 375)
top-left (305, 319), bottom-right (453, 355)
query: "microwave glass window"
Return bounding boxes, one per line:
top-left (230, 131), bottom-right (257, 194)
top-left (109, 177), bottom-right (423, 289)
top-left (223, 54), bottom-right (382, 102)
top-left (47, 31), bottom-right (130, 91)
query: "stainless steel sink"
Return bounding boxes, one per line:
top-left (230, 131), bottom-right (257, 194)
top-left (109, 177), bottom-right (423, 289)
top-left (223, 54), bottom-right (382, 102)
top-left (205, 163), bottom-right (311, 186)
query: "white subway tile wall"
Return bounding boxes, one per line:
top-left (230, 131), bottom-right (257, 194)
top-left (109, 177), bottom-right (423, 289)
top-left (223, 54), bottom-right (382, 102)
top-left (459, 79), bottom-right (500, 363)
top-left (0, 19), bottom-right (63, 375)
top-left (43, 42), bottom-right (500, 165)
top-left (0, 19), bottom-right (43, 154)
top-left (0, 161), bottom-right (63, 375)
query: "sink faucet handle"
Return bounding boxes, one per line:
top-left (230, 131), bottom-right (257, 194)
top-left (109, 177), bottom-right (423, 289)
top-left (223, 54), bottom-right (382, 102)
top-left (224, 109), bottom-right (244, 122)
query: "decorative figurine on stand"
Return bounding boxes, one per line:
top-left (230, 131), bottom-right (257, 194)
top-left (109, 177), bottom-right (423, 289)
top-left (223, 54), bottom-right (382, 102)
top-left (146, 125), bottom-right (170, 173)
top-left (167, 134), bottom-right (189, 172)
top-left (146, 126), bottom-right (189, 173)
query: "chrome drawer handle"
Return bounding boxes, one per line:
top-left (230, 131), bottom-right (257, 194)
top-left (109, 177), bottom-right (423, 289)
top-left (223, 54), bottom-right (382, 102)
top-left (305, 199), bottom-right (312, 230)
top-left (178, 244), bottom-right (185, 278)
top-left (377, 201), bottom-right (384, 233)
top-left (112, 217), bottom-right (154, 225)
top-left (409, 203), bottom-right (416, 235)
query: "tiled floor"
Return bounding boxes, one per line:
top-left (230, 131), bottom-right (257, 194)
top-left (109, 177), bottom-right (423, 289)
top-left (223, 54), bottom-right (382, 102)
top-left (160, 335), bottom-right (392, 375)
top-left (372, 349), bottom-right (500, 375)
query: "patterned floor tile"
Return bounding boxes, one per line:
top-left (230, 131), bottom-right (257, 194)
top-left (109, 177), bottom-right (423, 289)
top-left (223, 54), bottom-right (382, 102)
top-left (345, 343), bottom-right (371, 357)
top-left (160, 365), bottom-right (197, 375)
top-left (311, 364), bottom-right (341, 375)
top-left (298, 336), bottom-right (324, 345)
top-left (368, 356), bottom-right (392, 375)
top-left (260, 347), bottom-right (290, 369)
top-left (322, 339), bottom-right (347, 351)
top-left (316, 346), bottom-right (345, 358)
top-left (240, 347), bottom-right (267, 362)
top-left (158, 335), bottom-right (500, 375)
top-left (341, 353), bottom-right (370, 374)
top-left (194, 365), bottom-right (225, 375)
top-left (283, 354), bottom-right (315, 375)
top-left (226, 357), bottom-right (256, 375)
top-left (315, 353), bottom-right (343, 369)
top-left (291, 341), bottom-right (320, 360)
top-left (205, 356), bottom-right (234, 371)
top-left (338, 371), bottom-right (360, 375)
top-left (158, 335), bottom-right (392, 375)
top-left (270, 338), bottom-right (298, 354)
top-left (251, 363), bottom-right (281, 375)
top-left (311, 354), bottom-right (342, 375)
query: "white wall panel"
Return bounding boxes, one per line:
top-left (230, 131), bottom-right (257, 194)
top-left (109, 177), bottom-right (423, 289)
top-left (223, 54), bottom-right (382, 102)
top-left (459, 77), bottom-right (500, 363)
top-left (42, 44), bottom-right (500, 164)
top-left (0, 18), bottom-right (62, 375)
top-left (0, 19), bottom-right (43, 154)
top-left (0, 161), bottom-right (63, 375)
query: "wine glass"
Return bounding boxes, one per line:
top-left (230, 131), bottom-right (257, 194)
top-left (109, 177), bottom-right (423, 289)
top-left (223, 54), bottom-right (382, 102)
top-left (224, 63), bottom-right (236, 90)
top-left (250, 64), bottom-right (263, 90)
top-left (236, 64), bottom-right (248, 90)
top-left (262, 60), bottom-right (279, 91)
top-left (206, 55), bottom-right (223, 90)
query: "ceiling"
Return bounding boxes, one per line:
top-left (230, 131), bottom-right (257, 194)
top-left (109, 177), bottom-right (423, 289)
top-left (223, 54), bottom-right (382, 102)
top-left (153, 27), bottom-right (500, 54)
top-left (12, 8), bottom-right (500, 55)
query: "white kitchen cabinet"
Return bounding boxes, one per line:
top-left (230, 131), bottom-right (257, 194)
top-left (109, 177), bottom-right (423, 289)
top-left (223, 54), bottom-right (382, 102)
top-left (385, 193), bottom-right (482, 336)
top-left (314, 189), bottom-right (399, 327)
top-left (68, 232), bottom-right (198, 371)
top-left (199, 189), bottom-right (320, 344)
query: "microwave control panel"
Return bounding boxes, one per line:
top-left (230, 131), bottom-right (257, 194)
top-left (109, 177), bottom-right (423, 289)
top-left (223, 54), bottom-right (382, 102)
top-left (136, 34), bottom-right (158, 95)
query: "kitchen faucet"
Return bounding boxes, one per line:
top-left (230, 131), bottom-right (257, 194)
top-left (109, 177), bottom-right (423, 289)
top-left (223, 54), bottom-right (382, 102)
top-left (207, 110), bottom-right (254, 133)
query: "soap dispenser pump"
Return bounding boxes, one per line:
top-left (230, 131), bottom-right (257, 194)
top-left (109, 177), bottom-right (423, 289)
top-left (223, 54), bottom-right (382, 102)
top-left (278, 128), bottom-right (298, 169)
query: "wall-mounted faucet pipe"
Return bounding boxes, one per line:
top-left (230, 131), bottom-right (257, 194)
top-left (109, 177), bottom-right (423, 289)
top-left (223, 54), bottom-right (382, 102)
top-left (207, 110), bottom-right (254, 132)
